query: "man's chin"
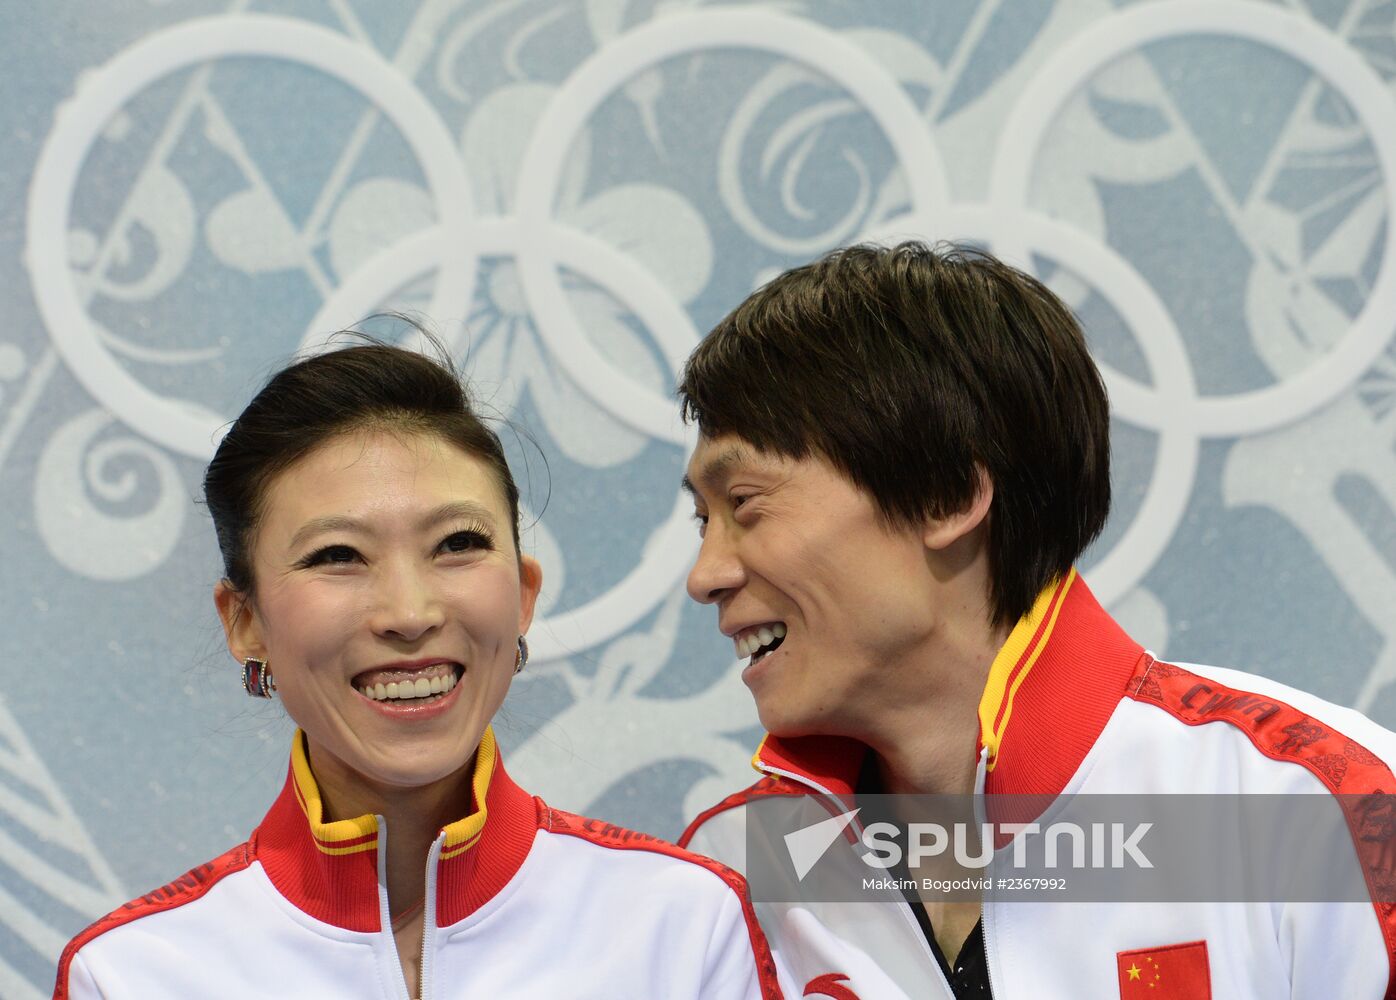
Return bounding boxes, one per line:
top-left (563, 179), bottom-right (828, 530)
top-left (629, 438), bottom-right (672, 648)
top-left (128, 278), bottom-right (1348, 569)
top-left (753, 697), bottom-right (821, 740)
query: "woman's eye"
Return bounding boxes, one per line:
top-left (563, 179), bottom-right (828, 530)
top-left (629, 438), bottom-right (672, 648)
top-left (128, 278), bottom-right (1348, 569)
top-left (440, 530), bottom-right (491, 554)
top-left (302, 544), bottom-right (359, 567)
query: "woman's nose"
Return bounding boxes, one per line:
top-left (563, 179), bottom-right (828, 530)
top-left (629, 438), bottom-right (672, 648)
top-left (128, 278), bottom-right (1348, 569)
top-left (369, 563), bottom-right (446, 642)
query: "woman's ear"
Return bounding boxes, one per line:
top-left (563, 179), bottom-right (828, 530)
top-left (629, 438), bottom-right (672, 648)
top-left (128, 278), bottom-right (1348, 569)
top-left (923, 465), bottom-right (993, 551)
top-left (517, 555), bottom-right (544, 634)
top-left (214, 580), bottom-right (264, 663)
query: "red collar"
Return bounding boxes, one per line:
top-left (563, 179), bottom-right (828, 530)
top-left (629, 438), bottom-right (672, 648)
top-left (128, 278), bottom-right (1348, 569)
top-left (751, 571), bottom-right (1147, 798)
top-left (251, 727), bottom-right (540, 931)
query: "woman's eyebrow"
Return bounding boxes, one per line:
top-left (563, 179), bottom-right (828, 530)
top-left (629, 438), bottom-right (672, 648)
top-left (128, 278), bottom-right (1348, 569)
top-left (288, 502), bottom-right (498, 550)
top-left (288, 515), bottom-right (364, 550)
top-left (420, 501), bottom-right (497, 529)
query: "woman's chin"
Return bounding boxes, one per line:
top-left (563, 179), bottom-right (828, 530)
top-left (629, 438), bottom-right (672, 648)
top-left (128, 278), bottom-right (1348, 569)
top-left (357, 747), bottom-right (477, 795)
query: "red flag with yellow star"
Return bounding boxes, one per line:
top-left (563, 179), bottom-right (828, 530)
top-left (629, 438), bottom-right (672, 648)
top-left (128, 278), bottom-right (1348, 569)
top-left (1117, 941), bottom-right (1210, 998)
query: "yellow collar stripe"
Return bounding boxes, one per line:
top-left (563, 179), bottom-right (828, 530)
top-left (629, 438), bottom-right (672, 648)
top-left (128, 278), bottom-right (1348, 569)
top-left (440, 726), bottom-right (497, 851)
top-left (977, 569), bottom-right (1075, 771)
top-left (290, 726), bottom-right (498, 857)
top-left (749, 734), bottom-right (770, 775)
top-left (291, 732), bottom-right (379, 855)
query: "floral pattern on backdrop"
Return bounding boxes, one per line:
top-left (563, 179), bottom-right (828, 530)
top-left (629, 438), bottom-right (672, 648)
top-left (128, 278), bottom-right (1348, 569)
top-left (2, 0), bottom-right (1395, 993)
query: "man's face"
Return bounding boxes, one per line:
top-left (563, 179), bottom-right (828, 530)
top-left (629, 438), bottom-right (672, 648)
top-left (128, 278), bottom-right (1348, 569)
top-left (683, 433), bottom-right (939, 737)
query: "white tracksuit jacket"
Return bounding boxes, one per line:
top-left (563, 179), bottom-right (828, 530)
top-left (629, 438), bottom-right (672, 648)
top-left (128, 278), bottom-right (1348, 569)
top-left (55, 727), bottom-right (782, 1000)
top-left (680, 569), bottom-right (1396, 1000)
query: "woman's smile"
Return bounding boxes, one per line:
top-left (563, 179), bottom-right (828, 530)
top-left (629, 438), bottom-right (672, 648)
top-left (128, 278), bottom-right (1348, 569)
top-left (353, 659), bottom-right (467, 721)
top-left (354, 660), bottom-right (463, 704)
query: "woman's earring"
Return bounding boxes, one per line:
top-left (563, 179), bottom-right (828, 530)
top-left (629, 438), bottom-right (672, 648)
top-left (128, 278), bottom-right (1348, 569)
top-left (242, 657), bottom-right (276, 698)
top-left (513, 636), bottom-right (529, 674)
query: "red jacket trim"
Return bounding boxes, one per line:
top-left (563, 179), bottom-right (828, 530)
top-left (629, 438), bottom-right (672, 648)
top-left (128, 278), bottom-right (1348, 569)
top-left (985, 573), bottom-right (1145, 797)
top-left (52, 843), bottom-right (252, 1000)
top-left (678, 774), bottom-right (809, 849)
top-left (433, 759), bottom-right (538, 926)
top-left (752, 735), bottom-right (867, 797)
top-left (546, 807), bottom-right (783, 1000)
top-left (1128, 657), bottom-right (1396, 998)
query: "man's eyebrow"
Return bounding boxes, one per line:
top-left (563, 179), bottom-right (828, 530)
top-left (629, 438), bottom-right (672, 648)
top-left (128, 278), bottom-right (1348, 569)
top-left (681, 446), bottom-right (752, 497)
top-left (288, 501), bottom-right (498, 550)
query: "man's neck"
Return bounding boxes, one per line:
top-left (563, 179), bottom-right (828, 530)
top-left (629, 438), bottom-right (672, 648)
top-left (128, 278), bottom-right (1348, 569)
top-left (863, 609), bottom-right (1012, 798)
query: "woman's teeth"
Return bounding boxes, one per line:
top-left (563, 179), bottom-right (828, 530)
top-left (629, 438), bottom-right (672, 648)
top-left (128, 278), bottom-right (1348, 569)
top-left (735, 623), bottom-right (787, 659)
top-left (359, 671), bottom-right (457, 702)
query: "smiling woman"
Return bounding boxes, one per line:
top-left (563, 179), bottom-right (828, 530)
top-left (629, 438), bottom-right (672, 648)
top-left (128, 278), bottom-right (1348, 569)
top-left (52, 336), bottom-right (780, 1000)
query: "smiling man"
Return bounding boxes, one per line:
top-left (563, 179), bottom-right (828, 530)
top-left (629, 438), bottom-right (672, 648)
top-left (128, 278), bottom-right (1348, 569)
top-left (675, 241), bottom-right (1396, 1000)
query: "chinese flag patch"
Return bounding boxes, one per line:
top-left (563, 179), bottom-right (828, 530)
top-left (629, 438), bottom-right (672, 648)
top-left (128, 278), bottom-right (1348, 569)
top-left (1117, 940), bottom-right (1210, 998)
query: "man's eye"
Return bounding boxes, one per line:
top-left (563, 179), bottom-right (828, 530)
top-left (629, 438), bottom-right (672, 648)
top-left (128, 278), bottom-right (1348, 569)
top-left (691, 512), bottom-right (709, 536)
top-left (440, 529), bottom-right (492, 553)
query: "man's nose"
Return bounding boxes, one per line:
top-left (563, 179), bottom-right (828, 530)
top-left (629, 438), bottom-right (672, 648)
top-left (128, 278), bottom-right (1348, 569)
top-left (686, 521), bottom-right (745, 606)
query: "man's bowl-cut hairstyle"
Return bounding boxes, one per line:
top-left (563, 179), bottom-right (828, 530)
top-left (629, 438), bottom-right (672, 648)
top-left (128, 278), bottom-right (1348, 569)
top-left (678, 240), bottom-right (1111, 628)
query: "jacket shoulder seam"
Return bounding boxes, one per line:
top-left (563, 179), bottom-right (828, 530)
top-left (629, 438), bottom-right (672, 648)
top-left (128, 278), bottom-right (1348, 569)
top-left (678, 775), bottom-right (801, 848)
top-left (1127, 656), bottom-right (1396, 995)
top-left (54, 842), bottom-right (253, 999)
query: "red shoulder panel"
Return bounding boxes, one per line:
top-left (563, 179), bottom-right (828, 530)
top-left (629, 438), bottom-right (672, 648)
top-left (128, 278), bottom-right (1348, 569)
top-left (1128, 656), bottom-right (1396, 998)
top-left (544, 807), bottom-right (782, 1000)
top-left (678, 774), bottom-right (805, 849)
top-left (53, 842), bottom-right (253, 999)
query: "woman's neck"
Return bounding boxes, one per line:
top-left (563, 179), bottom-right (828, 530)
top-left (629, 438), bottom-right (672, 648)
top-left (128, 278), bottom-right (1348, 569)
top-left (307, 742), bottom-right (477, 911)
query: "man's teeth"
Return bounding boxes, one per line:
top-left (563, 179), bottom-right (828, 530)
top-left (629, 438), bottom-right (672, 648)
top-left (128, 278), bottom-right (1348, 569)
top-left (359, 671), bottom-right (458, 701)
top-left (735, 623), bottom-right (787, 658)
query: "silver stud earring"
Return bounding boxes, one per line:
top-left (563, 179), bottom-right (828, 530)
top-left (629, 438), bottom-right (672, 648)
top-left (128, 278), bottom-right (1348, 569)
top-left (513, 636), bottom-right (529, 674)
top-left (242, 657), bottom-right (276, 698)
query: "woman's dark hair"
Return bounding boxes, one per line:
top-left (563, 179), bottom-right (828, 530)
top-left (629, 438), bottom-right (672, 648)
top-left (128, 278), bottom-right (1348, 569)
top-left (204, 336), bottom-right (520, 594)
top-left (678, 240), bottom-right (1111, 628)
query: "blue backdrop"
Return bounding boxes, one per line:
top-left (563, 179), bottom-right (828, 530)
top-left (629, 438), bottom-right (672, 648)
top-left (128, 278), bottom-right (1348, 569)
top-left (3, 1), bottom-right (1395, 993)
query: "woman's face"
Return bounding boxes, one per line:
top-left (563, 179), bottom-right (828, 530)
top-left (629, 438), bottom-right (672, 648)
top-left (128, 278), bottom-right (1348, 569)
top-left (216, 428), bottom-right (541, 797)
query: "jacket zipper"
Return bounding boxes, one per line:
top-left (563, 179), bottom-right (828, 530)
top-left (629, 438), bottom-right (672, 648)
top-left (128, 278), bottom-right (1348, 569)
top-left (974, 748), bottom-right (1001, 999)
top-left (896, 899), bottom-right (959, 999)
top-left (376, 817), bottom-right (443, 1000)
top-left (417, 836), bottom-right (443, 1000)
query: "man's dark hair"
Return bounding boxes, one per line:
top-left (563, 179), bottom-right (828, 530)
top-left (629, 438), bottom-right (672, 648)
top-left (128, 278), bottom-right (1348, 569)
top-left (204, 332), bottom-right (520, 596)
top-left (678, 240), bottom-right (1111, 627)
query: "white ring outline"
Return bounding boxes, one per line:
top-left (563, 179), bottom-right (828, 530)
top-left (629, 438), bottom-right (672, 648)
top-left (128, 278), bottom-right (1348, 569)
top-left (26, 14), bottom-right (476, 459)
top-left (515, 7), bottom-right (952, 442)
top-left (990, 0), bottom-right (1396, 437)
top-left (865, 206), bottom-right (1200, 606)
top-left (303, 218), bottom-right (701, 662)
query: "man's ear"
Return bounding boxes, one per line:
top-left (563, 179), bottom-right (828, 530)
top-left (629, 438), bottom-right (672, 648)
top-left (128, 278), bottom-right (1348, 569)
top-left (923, 465), bottom-right (993, 551)
top-left (517, 555), bottom-right (544, 635)
top-left (214, 580), bottom-right (264, 663)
